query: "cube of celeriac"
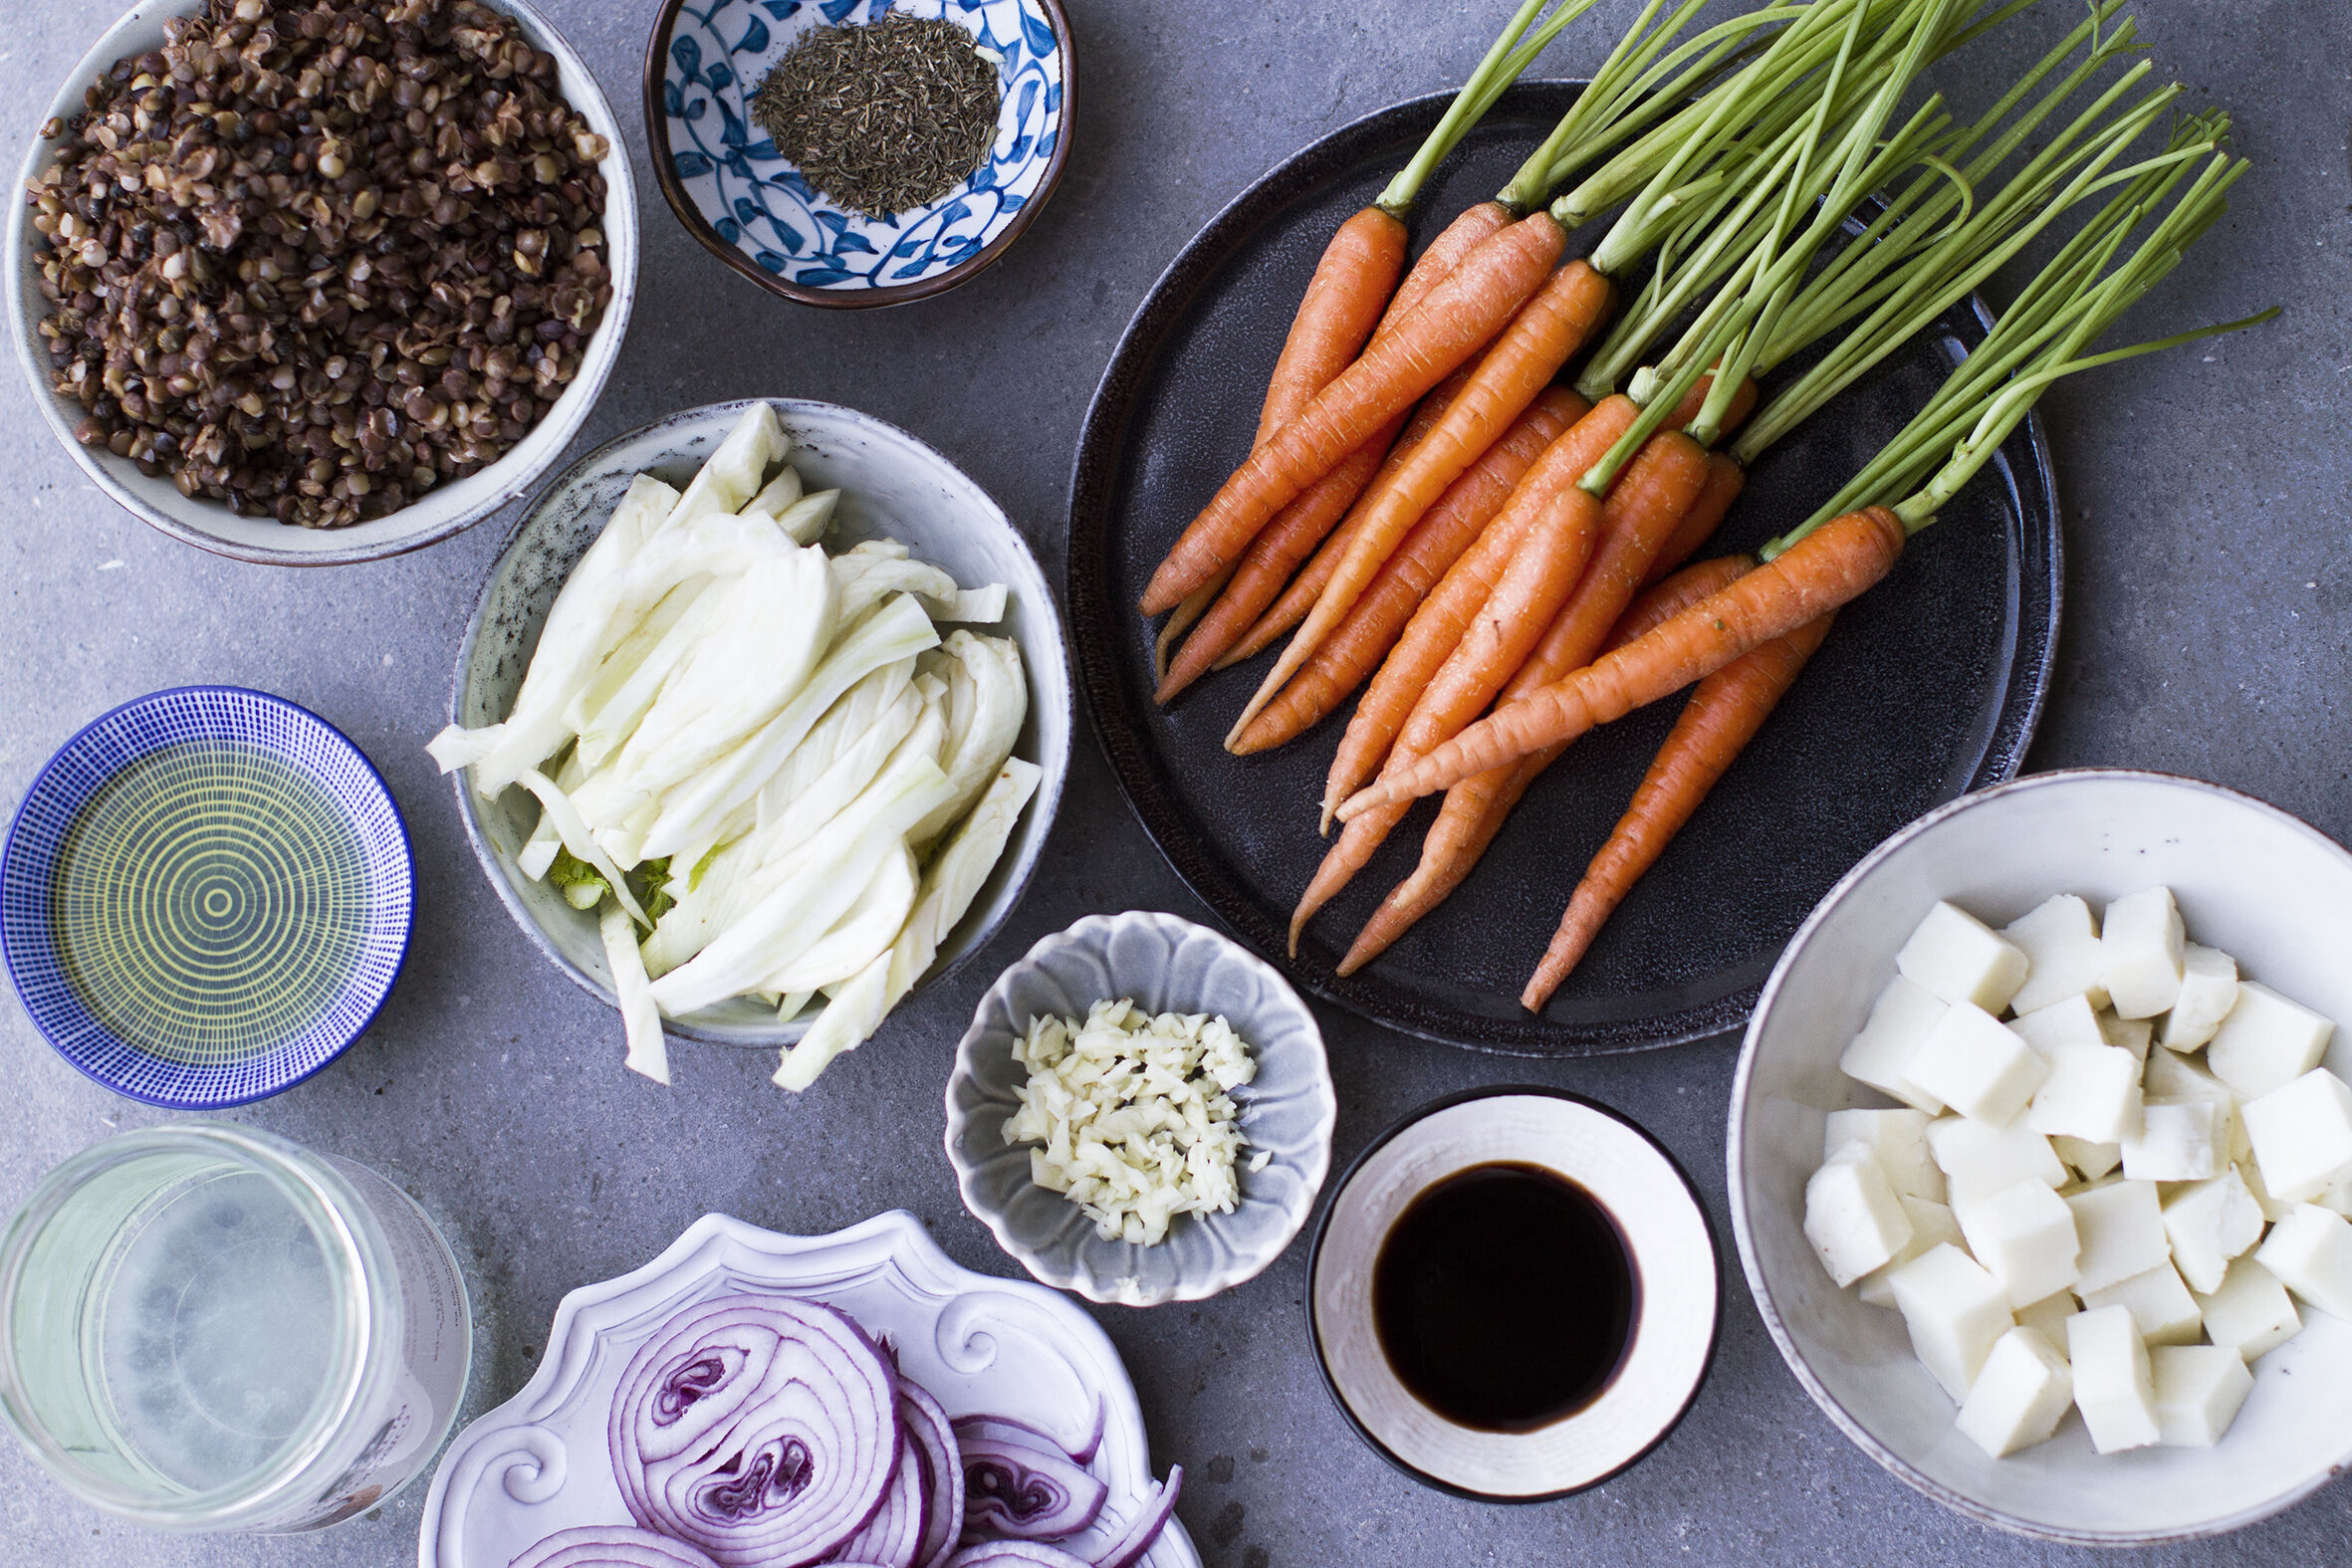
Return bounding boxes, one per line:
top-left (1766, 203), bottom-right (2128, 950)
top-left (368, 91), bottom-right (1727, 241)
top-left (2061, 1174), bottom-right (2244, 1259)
top-left (2318, 1172), bottom-right (2352, 1218)
top-left (1890, 1244), bottom-right (2015, 1404)
top-left (2013, 1289), bottom-right (2079, 1344)
top-left (2067, 1179), bottom-right (2171, 1294)
top-left (1858, 1196), bottom-right (1964, 1307)
top-left (2237, 1156), bottom-right (2295, 1224)
top-left (1957, 1326), bottom-right (2075, 1459)
top-left (2144, 1044), bottom-right (2232, 1101)
top-left (2025, 1045), bottom-right (2144, 1145)
top-left (2079, 1261), bottom-right (2203, 1347)
top-left (2254, 1205), bottom-right (2352, 1322)
top-left (1956, 1180), bottom-right (2081, 1308)
top-left (2053, 1136), bottom-right (2123, 1181)
top-left (2151, 1345), bottom-right (2253, 1449)
top-left (1805, 1144), bottom-right (1914, 1288)
top-left (2207, 983), bottom-right (2336, 1098)
top-left (2009, 993), bottom-right (2108, 1058)
top-left (1897, 901), bottom-right (2029, 1013)
top-left (2194, 1256), bottom-right (2302, 1361)
top-left (2004, 894), bottom-right (2110, 1015)
top-left (2102, 886), bottom-right (2186, 1020)
top-left (1904, 1005), bottom-right (2048, 1127)
top-left (2098, 1009), bottom-right (2155, 1061)
top-left (2162, 1167), bottom-right (2266, 1295)
top-left (2241, 1068), bottom-right (2352, 1204)
top-left (2122, 1097), bottom-right (2227, 1183)
top-left (2068, 1303), bottom-right (2162, 1454)
top-left (2160, 945), bottom-right (2240, 1052)
top-left (1928, 1116), bottom-right (2067, 1204)
top-left (1823, 1108), bottom-right (1944, 1202)
top-left (1838, 975), bottom-right (1950, 1114)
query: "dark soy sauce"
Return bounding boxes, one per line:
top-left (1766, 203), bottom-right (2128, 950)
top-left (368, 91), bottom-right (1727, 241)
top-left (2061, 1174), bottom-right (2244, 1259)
top-left (1371, 1162), bottom-right (1638, 1434)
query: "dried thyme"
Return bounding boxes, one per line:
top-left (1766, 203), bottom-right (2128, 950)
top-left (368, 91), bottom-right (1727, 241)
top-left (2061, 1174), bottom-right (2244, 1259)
top-left (751, 14), bottom-right (1001, 221)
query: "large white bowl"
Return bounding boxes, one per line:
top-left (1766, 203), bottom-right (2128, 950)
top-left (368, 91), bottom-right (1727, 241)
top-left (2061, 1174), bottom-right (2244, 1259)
top-left (7, 0), bottom-right (637, 565)
top-left (448, 397), bottom-right (1070, 1050)
top-left (1730, 769), bottom-right (2352, 1544)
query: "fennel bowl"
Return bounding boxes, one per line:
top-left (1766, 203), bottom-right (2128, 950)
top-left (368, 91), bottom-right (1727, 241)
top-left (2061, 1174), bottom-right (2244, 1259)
top-left (444, 398), bottom-right (1070, 1051)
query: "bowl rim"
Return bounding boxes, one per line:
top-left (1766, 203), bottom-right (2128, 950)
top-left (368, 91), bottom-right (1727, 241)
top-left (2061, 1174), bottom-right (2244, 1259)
top-left (1727, 766), bottom-right (2352, 1545)
top-left (639, 0), bottom-right (1075, 310)
top-left (6, 0), bottom-right (639, 567)
top-left (942, 908), bottom-right (1338, 1306)
top-left (0, 684), bottom-right (415, 1108)
top-left (1301, 1082), bottom-right (1723, 1502)
top-left (443, 394), bottom-right (1071, 1048)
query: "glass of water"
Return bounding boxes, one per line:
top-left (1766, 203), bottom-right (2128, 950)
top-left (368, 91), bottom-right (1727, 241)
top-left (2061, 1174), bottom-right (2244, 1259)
top-left (0, 1123), bottom-right (470, 1532)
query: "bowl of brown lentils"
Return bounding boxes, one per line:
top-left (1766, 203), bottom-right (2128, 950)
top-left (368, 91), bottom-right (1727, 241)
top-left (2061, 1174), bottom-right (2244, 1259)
top-left (8, 0), bottom-right (638, 565)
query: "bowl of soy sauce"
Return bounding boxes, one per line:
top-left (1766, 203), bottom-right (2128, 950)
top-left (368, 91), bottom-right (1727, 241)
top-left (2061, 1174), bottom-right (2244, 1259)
top-left (1306, 1087), bottom-right (1720, 1500)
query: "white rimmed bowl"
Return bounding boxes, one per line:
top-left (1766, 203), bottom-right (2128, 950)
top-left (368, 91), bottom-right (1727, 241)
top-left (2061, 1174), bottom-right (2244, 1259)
top-left (1731, 769), bottom-right (2352, 1544)
top-left (7, 0), bottom-right (637, 566)
top-left (945, 911), bottom-right (1336, 1307)
top-left (447, 397), bottom-right (1070, 1050)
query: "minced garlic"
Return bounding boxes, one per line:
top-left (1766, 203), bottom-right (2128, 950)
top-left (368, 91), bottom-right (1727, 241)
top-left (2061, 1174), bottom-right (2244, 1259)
top-left (1003, 998), bottom-right (1263, 1244)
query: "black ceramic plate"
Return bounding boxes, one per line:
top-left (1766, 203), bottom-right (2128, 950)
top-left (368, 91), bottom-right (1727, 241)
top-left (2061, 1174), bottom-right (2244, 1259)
top-left (1067, 83), bottom-right (2058, 1056)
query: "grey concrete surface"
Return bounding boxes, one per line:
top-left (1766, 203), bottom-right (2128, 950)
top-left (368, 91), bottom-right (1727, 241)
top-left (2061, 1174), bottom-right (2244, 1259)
top-left (0, 1), bottom-right (2346, 1563)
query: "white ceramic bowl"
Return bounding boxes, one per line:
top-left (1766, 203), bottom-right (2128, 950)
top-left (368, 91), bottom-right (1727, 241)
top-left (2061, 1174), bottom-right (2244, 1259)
top-left (448, 397), bottom-right (1070, 1049)
top-left (945, 911), bottom-right (1337, 1307)
top-left (1731, 769), bottom-right (2352, 1544)
top-left (7, 0), bottom-right (637, 565)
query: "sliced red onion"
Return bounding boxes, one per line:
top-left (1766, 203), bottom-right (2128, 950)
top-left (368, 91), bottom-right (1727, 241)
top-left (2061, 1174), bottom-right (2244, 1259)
top-left (949, 1399), bottom-right (1104, 1467)
top-left (898, 1382), bottom-right (964, 1568)
top-left (829, 1426), bottom-right (922, 1568)
top-left (1089, 1467), bottom-right (1182, 1568)
top-left (959, 1433), bottom-right (1107, 1541)
top-left (942, 1544), bottom-right (1093, 1568)
top-left (509, 1525), bottom-right (725, 1568)
top-left (609, 1294), bottom-right (899, 1568)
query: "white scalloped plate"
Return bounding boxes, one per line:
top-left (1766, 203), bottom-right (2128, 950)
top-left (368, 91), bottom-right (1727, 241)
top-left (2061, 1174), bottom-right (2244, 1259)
top-left (415, 1212), bottom-right (1198, 1568)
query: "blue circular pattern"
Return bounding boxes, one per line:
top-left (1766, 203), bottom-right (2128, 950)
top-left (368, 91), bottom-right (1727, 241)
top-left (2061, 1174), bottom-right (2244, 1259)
top-left (0, 688), bottom-right (413, 1108)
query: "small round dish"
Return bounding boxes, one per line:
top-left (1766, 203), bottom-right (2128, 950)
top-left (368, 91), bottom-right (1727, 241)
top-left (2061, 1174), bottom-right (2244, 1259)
top-left (0, 687), bottom-right (413, 1107)
top-left (945, 911), bottom-right (1336, 1307)
top-left (1306, 1086), bottom-right (1720, 1500)
top-left (447, 397), bottom-right (1070, 1051)
top-left (1731, 769), bottom-right (2352, 1544)
top-left (644, 0), bottom-right (1071, 308)
top-left (6, 0), bottom-right (638, 566)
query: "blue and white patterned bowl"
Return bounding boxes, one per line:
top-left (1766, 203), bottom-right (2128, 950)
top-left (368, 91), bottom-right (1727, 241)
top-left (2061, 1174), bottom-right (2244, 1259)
top-left (644, 0), bottom-right (1071, 306)
top-left (946, 912), bottom-right (1337, 1307)
top-left (0, 688), bottom-right (413, 1108)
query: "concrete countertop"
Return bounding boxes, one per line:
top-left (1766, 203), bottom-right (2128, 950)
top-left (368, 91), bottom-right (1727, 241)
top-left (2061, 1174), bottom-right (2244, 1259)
top-left (1, 1), bottom-right (2346, 1564)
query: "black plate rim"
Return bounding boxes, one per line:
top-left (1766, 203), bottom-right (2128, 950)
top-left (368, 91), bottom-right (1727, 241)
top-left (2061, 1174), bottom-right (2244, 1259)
top-left (1066, 81), bottom-right (2061, 1057)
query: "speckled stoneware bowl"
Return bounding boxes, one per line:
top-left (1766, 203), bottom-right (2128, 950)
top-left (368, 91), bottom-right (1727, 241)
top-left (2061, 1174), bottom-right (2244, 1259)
top-left (6, 0), bottom-right (637, 566)
top-left (643, 0), bottom-right (1071, 307)
top-left (447, 397), bottom-right (1070, 1051)
top-left (946, 911), bottom-right (1337, 1306)
top-left (1733, 770), bottom-right (2352, 1544)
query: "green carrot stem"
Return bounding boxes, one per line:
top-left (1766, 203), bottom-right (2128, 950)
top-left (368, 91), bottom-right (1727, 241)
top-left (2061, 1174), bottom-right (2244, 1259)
top-left (1378, 0), bottom-right (1572, 216)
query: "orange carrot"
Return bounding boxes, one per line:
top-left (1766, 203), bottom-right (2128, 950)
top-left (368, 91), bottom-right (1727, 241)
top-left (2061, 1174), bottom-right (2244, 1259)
top-left (1523, 610), bottom-right (1836, 1008)
top-left (1334, 507), bottom-right (1906, 819)
top-left (1225, 387), bottom-right (1585, 752)
top-left (1644, 453), bottom-right (1747, 588)
top-left (1140, 212), bottom-right (1569, 615)
top-left (1255, 208), bottom-right (1409, 448)
top-left (1153, 573), bottom-right (1228, 685)
top-left (1337, 554), bottom-right (1754, 974)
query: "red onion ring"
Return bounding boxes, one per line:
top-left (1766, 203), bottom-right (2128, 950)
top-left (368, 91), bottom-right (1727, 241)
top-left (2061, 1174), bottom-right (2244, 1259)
top-left (942, 1544), bottom-right (1094, 1568)
top-left (829, 1426), bottom-right (923, 1568)
top-left (958, 1434), bottom-right (1107, 1541)
top-left (509, 1525), bottom-right (725, 1568)
top-left (1089, 1468), bottom-right (1182, 1568)
top-left (898, 1382), bottom-right (965, 1568)
top-left (949, 1399), bottom-right (1104, 1468)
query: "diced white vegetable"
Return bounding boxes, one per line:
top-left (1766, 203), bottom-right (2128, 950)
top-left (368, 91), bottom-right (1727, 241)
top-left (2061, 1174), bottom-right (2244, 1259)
top-left (2161, 944), bottom-right (2241, 1052)
top-left (600, 904), bottom-right (669, 1085)
top-left (1957, 1327), bottom-right (2075, 1458)
top-left (1859, 1196), bottom-right (1963, 1307)
top-left (2162, 1168), bottom-right (2265, 1294)
top-left (2255, 1205), bottom-right (2352, 1322)
top-left (771, 488), bottom-right (839, 545)
top-left (2013, 1290), bottom-right (2079, 1344)
top-left (2195, 1257), bottom-right (2302, 1360)
top-left (909, 632), bottom-right (1027, 850)
top-left (1928, 1116), bottom-right (2066, 1204)
top-left (1896, 901), bottom-right (2029, 1012)
top-left (2004, 894), bottom-right (2110, 1014)
top-left (1903, 1004), bottom-right (2047, 1127)
top-left (2066, 1180), bottom-right (2170, 1294)
top-left (1839, 976), bottom-right (1949, 1113)
top-left (2025, 1045), bottom-right (2143, 1144)
top-left (1824, 1108), bottom-right (1944, 1202)
top-left (2068, 1304), bottom-right (2161, 1454)
top-left (1890, 1244), bottom-right (2014, 1404)
top-left (2009, 993), bottom-right (2108, 1057)
top-left (2052, 1136), bottom-right (2122, 1181)
top-left (2079, 1261), bottom-right (2203, 1347)
top-left (1805, 1145), bottom-right (1915, 1288)
top-left (2097, 1008), bottom-right (2154, 1061)
top-left (1956, 1180), bottom-right (2080, 1307)
top-left (2237, 1156), bottom-right (2295, 1224)
top-left (2121, 1097), bottom-right (2226, 1183)
top-left (2144, 1044), bottom-right (2230, 1101)
top-left (2151, 1345), bottom-right (2252, 1449)
top-left (2241, 1068), bottom-right (2352, 1204)
top-left (2207, 983), bottom-right (2336, 1098)
top-left (2101, 886), bottom-right (2185, 1020)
